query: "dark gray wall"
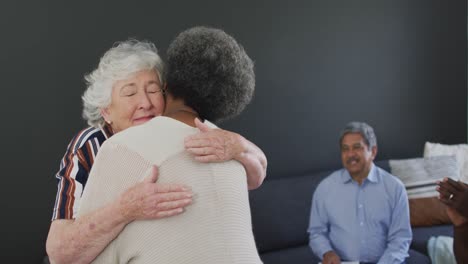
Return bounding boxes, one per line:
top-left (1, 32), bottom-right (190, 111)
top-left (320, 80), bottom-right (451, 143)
top-left (1, 0), bottom-right (466, 263)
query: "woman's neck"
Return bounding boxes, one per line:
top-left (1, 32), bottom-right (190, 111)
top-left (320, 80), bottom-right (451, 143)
top-left (163, 96), bottom-right (199, 127)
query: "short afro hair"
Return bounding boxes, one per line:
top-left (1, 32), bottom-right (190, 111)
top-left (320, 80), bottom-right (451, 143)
top-left (166, 26), bottom-right (255, 123)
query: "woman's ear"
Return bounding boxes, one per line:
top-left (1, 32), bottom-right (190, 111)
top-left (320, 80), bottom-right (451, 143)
top-left (100, 108), bottom-right (111, 124)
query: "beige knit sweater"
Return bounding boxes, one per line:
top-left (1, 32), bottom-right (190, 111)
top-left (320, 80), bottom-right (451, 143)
top-left (77, 117), bottom-right (262, 264)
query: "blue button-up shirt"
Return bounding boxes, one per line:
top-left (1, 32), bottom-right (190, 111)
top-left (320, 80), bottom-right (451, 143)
top-left (308, 164), bottom-right (412, 264)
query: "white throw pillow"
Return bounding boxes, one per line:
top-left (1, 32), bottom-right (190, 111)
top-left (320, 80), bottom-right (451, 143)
top-left (424, 142), bottom-right (468, 183)
top-left (389, 155), bottom-right (459, 199)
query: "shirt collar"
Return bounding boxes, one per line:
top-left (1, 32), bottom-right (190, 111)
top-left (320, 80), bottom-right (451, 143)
top-left (366, 163), bottom-right (378, 183)
top-left (341, 163), bottom-right (378, 184)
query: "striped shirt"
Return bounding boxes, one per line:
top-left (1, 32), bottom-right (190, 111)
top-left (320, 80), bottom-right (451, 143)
top-left (52, 124), bottom-right (113, 220)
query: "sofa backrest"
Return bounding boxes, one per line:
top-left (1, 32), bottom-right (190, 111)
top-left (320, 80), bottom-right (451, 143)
top-left (249, 169), bottom-right (331, 253)
top-left (249, 160), bottom-right (390, 253)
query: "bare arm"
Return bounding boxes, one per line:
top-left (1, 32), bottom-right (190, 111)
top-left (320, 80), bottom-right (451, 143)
top-left (231, 133), bottom-right (267, 189)
top-left (184, 118), bottom-right (267, 190)
top-left (46, 202), bottom-right (127, 264)
top-left (453, 222), bottom-right (468, 264)
top-left (437, 177), bottom-right (468, 218)
top-left (437, 178), bottom-right (468, 264)
top-left (46, 167), bottom-right (193, 264)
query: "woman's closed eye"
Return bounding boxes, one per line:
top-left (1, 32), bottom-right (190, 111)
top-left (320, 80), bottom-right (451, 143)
top-left (146, 83), bottom-right (162, 94)
top-left (120, 85), bottom-right (137, 97)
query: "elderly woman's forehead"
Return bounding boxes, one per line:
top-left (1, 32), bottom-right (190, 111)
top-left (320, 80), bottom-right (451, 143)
top-left (115, 69), bottom-right (159, 82)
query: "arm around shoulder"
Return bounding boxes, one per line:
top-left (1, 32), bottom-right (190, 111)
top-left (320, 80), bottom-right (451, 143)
top-left (184, 118), bottom-right (267, 190)
top-left (231, 133), bottom-right (267, 190)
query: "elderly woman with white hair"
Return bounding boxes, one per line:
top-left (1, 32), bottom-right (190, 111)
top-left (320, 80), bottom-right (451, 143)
top-left (46, 40), bottom-right (267, 264)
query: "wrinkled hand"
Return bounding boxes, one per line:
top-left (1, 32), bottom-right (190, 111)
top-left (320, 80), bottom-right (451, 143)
top-left (437, 177), bottom-right (468, 221)
top-left (184, 118), bottom-right (244, 163)
top-left (118, 166), bottom-right (193, 222)
top-left (322, 251), bottom-right (341, 264)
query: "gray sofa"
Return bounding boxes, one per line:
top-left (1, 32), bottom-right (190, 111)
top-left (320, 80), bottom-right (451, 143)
top-left (249, 160), bottom-right (453, 264)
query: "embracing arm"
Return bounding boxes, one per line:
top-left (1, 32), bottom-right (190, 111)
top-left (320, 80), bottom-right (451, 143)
top-left (185, 118), bottom-right (267, 190)
top-left (46, 201), bottom-right (128, 264)
top-left (229, 133), bottom-right (267, 189)
top-left (47, 167), bottom-right (192, 264)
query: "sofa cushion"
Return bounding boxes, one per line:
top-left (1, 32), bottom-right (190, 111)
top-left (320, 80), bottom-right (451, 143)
top-left (249, 170), bottom-right (332, 253)
top-left (388, 156), bottom-right (458, 226)
top-left (411, 225), bottom-right (453, 255)
top-left (259, 246), bottom-right (430, 264)
top-left (409, 197), bottom-right (451, 227)
top-left (424, 141), bottom-right (468, 183)
top-left (259, 245), bottom-right (320, 264)
top-left (389, 156), bottom-right (459, 199)
top-left (407, 249), bottom-right (432, 264)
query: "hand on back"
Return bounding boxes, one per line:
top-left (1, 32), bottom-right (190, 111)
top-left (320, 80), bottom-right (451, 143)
top-left (185, 118), bottom-right (244, 163)
top-left (118, 166), bottom-right (193, 221)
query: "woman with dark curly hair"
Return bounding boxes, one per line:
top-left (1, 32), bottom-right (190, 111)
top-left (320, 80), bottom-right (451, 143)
top-left (76, 26), bottom-right (263, 263)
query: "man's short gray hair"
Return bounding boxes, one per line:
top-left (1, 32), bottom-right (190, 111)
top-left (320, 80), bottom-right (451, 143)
top-left (82, 39), bottom-right (164, 128)
top-left (339, 121), bottom-right (377, 149)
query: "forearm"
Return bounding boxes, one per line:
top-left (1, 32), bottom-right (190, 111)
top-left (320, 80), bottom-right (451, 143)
top-left (377, 240), bottom-right (410, 264)
top-left (47, 200), bottom-right (129, 264)
top-left (378, 224), bottom-right (412, 264)
top-left (234, 134), bottom-right (267, 190)
top-left (454, 223), bottom-right (468, 264)
top-left (378, 219), bottom-right (411, 263)
top-left (308, 234), bottom-right (333, 260)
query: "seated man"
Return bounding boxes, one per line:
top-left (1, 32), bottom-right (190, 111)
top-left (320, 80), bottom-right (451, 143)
top-left (308, 122), bottom-right (412, 264)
